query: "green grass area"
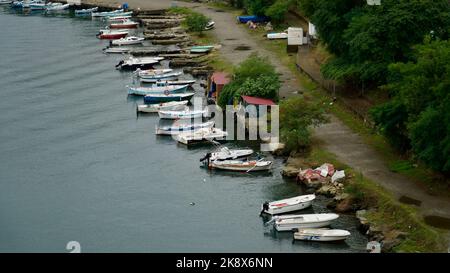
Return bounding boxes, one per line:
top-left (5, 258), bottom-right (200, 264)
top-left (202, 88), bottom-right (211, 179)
top-left (302, 145), bottom-right (448, 252)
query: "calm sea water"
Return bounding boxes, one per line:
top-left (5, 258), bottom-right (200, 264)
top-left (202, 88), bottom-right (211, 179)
top-left (0, 8), bottom-right (366, 252)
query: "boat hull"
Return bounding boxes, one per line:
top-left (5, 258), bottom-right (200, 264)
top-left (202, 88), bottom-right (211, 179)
top-left (275, 220), bottom-right (333, 232)
top-left (144, 93), bottom-right (194, 104)
top-left (137, 102), bottom-right (188, 113)
top-left (128, 85), bottom-right (188, 96)
top-left (263, 201), bottom-right (313, 215)
top-left (210, 161), bottom-right (272, 172)
top-left (110, 23), bottom-right (138, 29)
top-left (156, 122), bottom-right (215, 135)
top-left (98, 33), bottom-right (128, 40)
top-left (293, 234), bottom-right (349, 242)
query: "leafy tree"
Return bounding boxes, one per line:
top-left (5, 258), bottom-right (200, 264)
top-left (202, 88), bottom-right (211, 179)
top-left (185, 13), bottom-right (210, 33)
top-left (371, 39), bottom-right (450, 172)
top-left (217, 54), bottom-right (280, 108)
top-left (265, 0), bottom-right (291, 24)
top-left (280, 96), bottom-right (328, 152)
top-left (244, 0), bottom-right (275, 15)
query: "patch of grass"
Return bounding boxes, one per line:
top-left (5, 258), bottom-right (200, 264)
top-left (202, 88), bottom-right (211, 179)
top-left (167, 6), bottom-right (194, 16)
top-left (389, 160), bottom-right (415, 173)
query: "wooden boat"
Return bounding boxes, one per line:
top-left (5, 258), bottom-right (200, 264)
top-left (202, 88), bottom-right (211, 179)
top-left (261, 194), bottom-right (316, 215)
top-left (127, 84), bottom-right (188, 96)
top-left (116, 57), bottom-right (163, 70)
top-left (190, 45), bottom-right (214, 53)
top-left (97, 30), bottom-right (128, 40)
top-left (103, 47), bottom-right (131, 54)
top-left (45, 3), bottom-right (69, 11)
top-left (111, 36), bottom-right (144, 46)
top-left (158, 109), bottom-right (207, 120)
top-left (267, 32), bottom-right (288, 39)
top-left (92, 9), bottom-right (124, 18)
top-left (156, 121), bottom-right (215, 135)
top-left (200, 147), bottom-right (254, 162)
top-left (176, 128), bottom-right (228, 145)
top-left (74, 7), bottom-right (98, 16)
top-left (110, 20), bottom-right (139, 29)
top-left (273, 213), bottom-right (339, 232)
top-left (144, 92), bottom-right (195, 104)
top-left (139, 72), bottom-right (182, 81)
top-left (137, 101), bottom-right (188, 113)
top-left (209, 159), bottom-right (272, 172)
top-left (294, 228), bottom-right (351, 242)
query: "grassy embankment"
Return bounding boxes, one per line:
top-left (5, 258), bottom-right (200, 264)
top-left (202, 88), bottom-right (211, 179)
top-left (204, 2), bottom-right (449, 252)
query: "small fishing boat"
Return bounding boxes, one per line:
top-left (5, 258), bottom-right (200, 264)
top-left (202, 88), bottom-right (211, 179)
top-left (97, 30), bottom-right (128, 40)
top-left (260, 194), bottom-right (316, 215)
top-left (105, 15), bottom-right (132, 22)
top-left (200, 147), bottom-right (254, 162)
top-left (158, 109), bottom-right (207, 120)
top-left (111, 36), bottom-right (144, 46)
top-left (150, 80), bottom-right (196, 86)
top-left (115, 57), bottom-right (163, 70)
top-left (190, 45), bottom-right (214, 53)
top-left (293, 228), bottom-right (351, 242)
top-left (136, 68), bottom-right (172, 75)
top-left (272, 213), bottom-right (339, 232)
top-left (144, 92), bottom-right (195, 104)
top-left (104, 11), bottom-right (133, 18)
top-left (155, 121), bottom-right (215, 135)
top-left (102, 47), bottom-right (131, 54)
top-left (29, 2), bottom-right (47, 10)
top-left (91, 9), bottom-right (124, 18)
top-left (110, 19), bottom-right (139, 29)
top-left (127, 84), bottom-right (188, 96)
top-left (0, 0), bottom-right (13, 4)
top-left (45, 3), bottom-right (69, 11)
top-left (74, 6), bottom-right (98, 16)
top-left (139, 72), bottom-right (182, 82)
top-left (208, 159), bottom-right (273, 172)
top-left (267, 32), bottom-right (288, 39)
top-left (176, 128), bottom-right (228, 145)
top-left (137, 101), bottom-right (188, 113)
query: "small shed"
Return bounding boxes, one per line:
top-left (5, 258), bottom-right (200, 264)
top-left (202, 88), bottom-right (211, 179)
top-left (207, 72), bottom-right (230, 101)
top-left (241, 95), bottom-right (276, 107)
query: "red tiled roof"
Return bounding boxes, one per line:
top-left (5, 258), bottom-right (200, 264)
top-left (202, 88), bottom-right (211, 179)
top-left (211, 72), bottom-right (230, 85)
top-left (241, 95), bottom-right (276, 106)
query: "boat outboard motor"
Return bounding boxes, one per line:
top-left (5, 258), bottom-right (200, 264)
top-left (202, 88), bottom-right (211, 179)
top-left (115, 60), bottom-right (124, 68)
top-left (260, 201), bottom-right (270, 216)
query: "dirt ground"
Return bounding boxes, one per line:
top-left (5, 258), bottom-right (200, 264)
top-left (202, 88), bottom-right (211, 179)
top-left (82, 0), bottom-right (450, 221)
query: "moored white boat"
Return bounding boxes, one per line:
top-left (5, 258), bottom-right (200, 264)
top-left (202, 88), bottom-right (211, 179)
top-left (144, 92), bottom-right (195, 104)
top-left (209, 159), bottom-right (272, 172)
top-left (151, 80), bottom-right (196, 86)
top-left (75, 7), bottom-right (98, 15)
top-left (105, 15), bottom-right (132, 22)
top-left (103, 47), bottom-right (131, 54)
top-left (127, 84), bottom-right (188, 96)
top-left (91, 9), bottom-right (124, 17)
top-left (158, 109), bottom-right (207, 120)
top-left (137, 101), bottom-right (188, 113)
top-left (116, 57), bottom-right (163, 70)
top-left (45, 3), bottom-right (69, 11)
top-left (200, 147), bottom-right (254, 161)
top-left (261, 194), bottom-right (316, 215)
top-left (0, 0), bottom-right (13, 4)
top-left (273, 213), bottom-right (339, 231)
top-left (110, 19), bottom-right (139, 29)
top-left (97, 29), bottom-right (129, 40)
top-left (293, 228), bottom-right (351, 242)
top-left (176, 128), bottom-right (228, 145)
top-left (111, 36), bottom-right (144, 46)
top-left (155, 121), bottom-right (215, 135)
top-left (139, 72), bottom-right (182, 82)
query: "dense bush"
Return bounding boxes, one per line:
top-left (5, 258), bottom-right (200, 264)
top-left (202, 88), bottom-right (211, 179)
top-left (184, 13), bottom-right (210, 33)
top-left (243, 0), bottom-right (275, 16)
top-left (265, 0), bottom-right (290, 24)
top-left (280, 96), bottom-right (328, 152)
top-left (371, 39), bottom-right (450, 172)
top-left (217, 54), bottom-right (280, 108)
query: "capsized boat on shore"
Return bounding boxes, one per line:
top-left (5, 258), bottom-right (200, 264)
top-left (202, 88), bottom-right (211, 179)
top-left (200, 147), bottom-right (254, 162)
top-left (144, 92), bottom-right (195, 104)
top-left (293, 228), bottom-right (351, 242)
top-left (260, 194), bottom-right (316, 215)
top-left (176, 128), bottom-right (228, 145)
top-left (208, 159), bottom-right (273, 172)
top-left (272, 213), bottom-right (339, 232)
top-left (137, 101), bottom-right (188, 113)
top-left (127, 84), bottom-right (188, 96)
top-left (155, 121), bottom-right (215, 135)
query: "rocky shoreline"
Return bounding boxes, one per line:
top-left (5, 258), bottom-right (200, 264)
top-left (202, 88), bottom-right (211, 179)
top-left (281, 154), bottom-right (406, 252)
